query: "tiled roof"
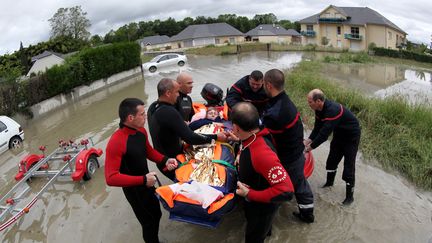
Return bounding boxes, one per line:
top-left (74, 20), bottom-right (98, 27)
top-left (170, 23), bottom-right (244, 42)
top-left (245, 24), bottom-right (301, 36)
top-left (299, 6), bottom-right (406, 34)
top-left (138, 35), bottom-right (170, 45)
top-left (31, 50), bottom-right (64, 63)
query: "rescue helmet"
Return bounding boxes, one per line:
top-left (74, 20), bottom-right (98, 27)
top-left (201, 83), bottom-right (224, 106)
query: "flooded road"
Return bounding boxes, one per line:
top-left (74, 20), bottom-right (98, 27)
top-left (1, 52), bottom-right (431, 242)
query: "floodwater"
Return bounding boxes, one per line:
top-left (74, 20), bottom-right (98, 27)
top-left (321, 62), bottom-right (432, 106)
top-left (1, 52), bottom-right (431, 242)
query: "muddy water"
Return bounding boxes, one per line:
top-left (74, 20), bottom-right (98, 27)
top-left (321, 63), bottom-right (432, 106)
top-left (1, 52), bottom-right (431, 242)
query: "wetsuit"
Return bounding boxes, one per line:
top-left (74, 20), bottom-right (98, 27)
top-left (147, 101), bottom-right (217, 180)
top-left (226, 75), bottom-right (269, 116)
top-left (263, 91), bottom-right (314, 217)
top-left (175, 91), bottom-right (194, 122)
top-left (105, 124), bottom-right (168, 243)
top-left (238, 128), bottom-right (294, 243)
top-left (309, 99), bottom-right (361, 185)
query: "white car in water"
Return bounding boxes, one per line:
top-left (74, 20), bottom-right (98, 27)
top-left (0, 116), bottom-right (24, 154)
top-left (142, 53), bottom-right (187, 73)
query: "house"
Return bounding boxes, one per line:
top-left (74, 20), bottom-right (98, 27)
top-left (298, 5), bottom-right (407, 51)
top-left (169, 23), bottom-right (244, 49)
top-left (26, 51), bottom-right (65, 77)
top-left (245, 24), bottom-right (301, 44)
top-left (137, 35), bottom-right (170, 51)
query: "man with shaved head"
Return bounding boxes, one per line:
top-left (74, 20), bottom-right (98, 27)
top-left (175, 72), bottom-right (195, 122)
top-left (262, 68), bottom-right (315, 223)
top-left (231, 102), bottom-right (294, 243)
top-left (305, 89), bottom-right (361, 205)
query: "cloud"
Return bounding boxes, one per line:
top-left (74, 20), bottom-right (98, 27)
top-left (1, 0), bottom-right (431, 54)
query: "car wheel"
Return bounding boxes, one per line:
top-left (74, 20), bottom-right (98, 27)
top-left (83, 155), bottom-right (99, 181)
top-left (178, 61), bottom-right (185, 66)
top-left (149, 66), bottom-right (157, 73)
top-left (9, 136), bottom-right (23, 149)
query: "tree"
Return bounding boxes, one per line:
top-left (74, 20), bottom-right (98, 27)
top-left (253, 13), bottom-right (278, 25)
top-left (18, 42), bottom-right (30, 74)
top-left (48, 6), bottom-right (91, 40)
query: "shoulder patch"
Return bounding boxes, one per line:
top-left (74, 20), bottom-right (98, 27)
top-left (268, 166), bottom-right (287, 184)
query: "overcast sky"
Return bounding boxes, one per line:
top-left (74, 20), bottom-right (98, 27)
top-left (1, 0), bottom-right (431, 55)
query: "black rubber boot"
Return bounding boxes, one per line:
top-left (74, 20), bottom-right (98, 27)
top-left (293, 207), bottom-right (315, 223)
top-left (322, 171), bottom-right (336, 188)
top-left (342, 183), bottom-right (354, 205)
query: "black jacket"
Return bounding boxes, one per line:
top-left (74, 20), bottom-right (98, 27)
top-left (309, 100), bottom-right (361, 149)
top-left (175, 91), bottom-right (194, 122)
top-left (226, 75), bottom-right (269, 115)
top-left (263, 91), bottom-right (304, 164)
top-left (147, 101), bottom-right (216, 158)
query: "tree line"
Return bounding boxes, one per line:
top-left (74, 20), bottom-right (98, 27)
top-left (0, 7), bottom-right (299, 82)
top-left (100, 13), bottom-right (299, 44)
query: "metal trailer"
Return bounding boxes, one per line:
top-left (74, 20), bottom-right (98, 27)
top-left (0, 139), bottom-right (103, 231)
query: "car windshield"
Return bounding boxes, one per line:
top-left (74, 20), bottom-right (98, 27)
top-left (150, 55), bottom-right (164, 62)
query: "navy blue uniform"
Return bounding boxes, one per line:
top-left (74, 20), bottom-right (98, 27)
top-left (226, 75), bottom-right (269, 115)
top-left (309, 100), bottom-right (361, 185)
top-left (263, 91), bottom-right (314, 214)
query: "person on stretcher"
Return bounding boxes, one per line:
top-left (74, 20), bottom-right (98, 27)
top-left (188, 107), bottom-right (223, 131)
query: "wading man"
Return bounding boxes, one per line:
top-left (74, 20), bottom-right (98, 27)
top-left (226, 70), bottom-right (269, 116)
top-left (304, 89), bottom-right (361, 205)
top-left (175, 72), bottom-right (195, 122)
top-left (231, 102), bottom-right (294, 243)
top-left (262, 69), bottom-right (315, 223)
top-left (105, 98), bottom-right (178, 243)
top-left (147, 78), bottom-right (227, 180)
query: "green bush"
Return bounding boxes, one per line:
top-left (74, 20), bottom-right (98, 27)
top-left (373, 47), bottom-right (432, 63)
top-left (3, 42), bottom-right (141, 115)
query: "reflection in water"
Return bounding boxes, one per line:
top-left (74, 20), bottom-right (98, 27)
top-left (376, 69), bottom-right (432, 106)
top-left (0, 52), bottom-right (431, 243)
top-left (322, 62), bottom-right (432, 106)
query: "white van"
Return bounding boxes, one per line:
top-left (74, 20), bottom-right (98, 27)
top-left (0, 116), bottom-right (25, 154)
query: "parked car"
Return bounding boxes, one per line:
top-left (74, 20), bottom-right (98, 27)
top-left (0, 116), bottom-right (24, 154)
top-left (142, 53), bottom-right (187, 73)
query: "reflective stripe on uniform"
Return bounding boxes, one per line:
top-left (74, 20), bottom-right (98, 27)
top-left (298, 203), bottom-right (314, 209)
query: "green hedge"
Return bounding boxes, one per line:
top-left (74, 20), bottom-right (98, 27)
top-left (1, 42), bottom-right (141, 115)
top-left (373, 47), bottom-right (432, 63)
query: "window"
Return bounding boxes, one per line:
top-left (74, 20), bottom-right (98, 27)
top-left (229, 37), bottom-right (235, 43)
top-left (337, 26), bottom-right (341, 35)
top-left (158, 55), bottom-right (169, 62)
top-left (0, 121), bottom-right (6, 133)
top-left (307, 25), bottom-right (314, 31)
top-left (215, 38), bottom-right (220, 44)
top-left (351, 27), bottom-right (359, 38)
top-left (388, 31), bottom-right (392, 40)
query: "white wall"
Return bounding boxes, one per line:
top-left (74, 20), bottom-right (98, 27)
top-left (27, 55), bottom-right (64, 76)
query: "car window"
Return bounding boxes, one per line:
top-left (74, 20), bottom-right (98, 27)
top-left (150, 56), bottom-right (161, 62)
top-left (158, 55), bottom-right (169, 62)
top-left (0, 121), bottom-right (6, 133)
top-left (168, 54), bottom-right (178, 59)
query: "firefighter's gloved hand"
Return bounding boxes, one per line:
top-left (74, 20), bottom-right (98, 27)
top-left (166, 158), bottom-right (178, 171)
